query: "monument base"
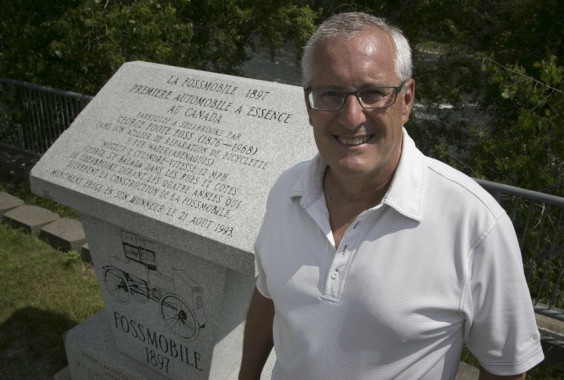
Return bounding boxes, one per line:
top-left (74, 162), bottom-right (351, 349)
top-left (64, 310), bottom-right (250, 380)
top-left (62, 310), bottom-right (276, 380)
top-left (64, 310), bottom-right (168, 379)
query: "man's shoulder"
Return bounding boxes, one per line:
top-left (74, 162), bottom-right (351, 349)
top-left (425, 157), bottom-right (504, 216)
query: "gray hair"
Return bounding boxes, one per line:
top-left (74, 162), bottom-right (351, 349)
top-left (301, 12), bottom-right (412, 87)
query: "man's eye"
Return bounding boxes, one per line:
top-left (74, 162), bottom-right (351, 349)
top-left (361, 89), bottom-right (386, 101)
top-left (320, 91), bottom-right (343, 100)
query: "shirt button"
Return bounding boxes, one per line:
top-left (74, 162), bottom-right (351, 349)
top-left (331, 271), bottom-right (339, 279)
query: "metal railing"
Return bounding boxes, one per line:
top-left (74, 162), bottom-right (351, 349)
top-left (476, 178), bottom-right (564, 321)
top-left (0, 78), bottom-right (92, 157)
top-left (0, 78), bottom-right (563, 320)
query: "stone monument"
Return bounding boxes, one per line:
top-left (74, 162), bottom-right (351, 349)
top-left (30, 61), bottom-right (316, 379)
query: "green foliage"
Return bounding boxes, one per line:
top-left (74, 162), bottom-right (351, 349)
top-left (468, 56), bottom-right (564, 194)
top-left (413, 49), bottom-right (564, 195)
top-left (181, 1), bottom-right (319, 75)
top-left (18, 0), bottom-right (195, 94)
top-left (380, 0), bottom-right (564, 196)
top-left (0, 0), bottom-right (319, 94)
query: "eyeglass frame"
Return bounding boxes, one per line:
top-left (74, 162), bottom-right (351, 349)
top-left (304, 81), bottom-right (407, 111)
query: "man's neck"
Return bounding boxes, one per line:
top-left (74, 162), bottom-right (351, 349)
top-left (323, 168), bottom-right (396, 248)
top-left (323, 166), bottom-right (395, 208)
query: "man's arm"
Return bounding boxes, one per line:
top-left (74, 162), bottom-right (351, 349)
top-left (479, 366), bottom-right (526, 380)
top-left (239, 287), bottom-right (275, 380)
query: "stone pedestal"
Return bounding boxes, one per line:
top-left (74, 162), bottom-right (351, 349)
top-left (79, 212), bottom-right (256, 379)
top-left (64, 310), bottom-right (278, 380)
top-left (65, 310), bottom-right (167, 380)
top-left (30, 61), bottom-right (316, 379)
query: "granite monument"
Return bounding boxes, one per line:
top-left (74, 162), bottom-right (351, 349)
top-left (30, 61), bottom-right (316, 379)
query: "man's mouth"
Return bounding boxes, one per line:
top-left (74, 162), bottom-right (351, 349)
top-left (337, 135), bottom-right (372, 146)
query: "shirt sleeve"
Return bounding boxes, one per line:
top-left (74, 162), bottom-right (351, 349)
top-left (254, 215), bottom-right (272, 299)
top-left (463, 211), bottom-right (544, 375)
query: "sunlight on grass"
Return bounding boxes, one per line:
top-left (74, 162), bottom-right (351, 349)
top-left (0, 223), bottom-right (103, 378)
top-left (0, 223), bottom-right (102, 322)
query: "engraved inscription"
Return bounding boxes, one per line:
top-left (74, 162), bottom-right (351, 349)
top-left (47, 71), bottom-right (301, 240)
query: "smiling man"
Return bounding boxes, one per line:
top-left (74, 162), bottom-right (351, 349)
top-left (239, 12), bottom-right (544, 380)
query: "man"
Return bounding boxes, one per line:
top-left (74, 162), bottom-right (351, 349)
top-left (239, 12), bottom-right (544, 380)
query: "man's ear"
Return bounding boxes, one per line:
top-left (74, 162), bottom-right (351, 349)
top-left (401, 79), bottom-right (415, 125)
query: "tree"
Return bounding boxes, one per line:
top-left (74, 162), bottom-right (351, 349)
top-left (469, 56), bottom-right (564, 195)
top-left (0, 0), bottom-right (319, 94)
top-left (415, 0), bottom-right (564, 195)
top-left (47, 0), bottom-right (196, 94)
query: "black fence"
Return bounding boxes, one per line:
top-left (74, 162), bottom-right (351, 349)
top-left (476, 179), bottom-right (564, 320)
top-left (0, 78), bottom-right (92, 157)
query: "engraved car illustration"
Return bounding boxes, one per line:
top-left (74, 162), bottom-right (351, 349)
top-left (102, 230), bottom-right (206, 341)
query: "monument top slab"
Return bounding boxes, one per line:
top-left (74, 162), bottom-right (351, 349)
top-left (31, 61), bottom-right (316, 274)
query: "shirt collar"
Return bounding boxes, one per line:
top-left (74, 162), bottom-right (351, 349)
top-left (290, 154), bottom-right (326, 207)
top-left (384, 129), bottom-right (426, 221)
top-left (290, 128), bottom-right (426, 222)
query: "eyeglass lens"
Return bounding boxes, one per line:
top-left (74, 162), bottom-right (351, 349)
top-left (309, 87), bottom-right (399, 110)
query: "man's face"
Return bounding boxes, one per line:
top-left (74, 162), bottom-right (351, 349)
top-left (306, 30), bottom-right (415, 184)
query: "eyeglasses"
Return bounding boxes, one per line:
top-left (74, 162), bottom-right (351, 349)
top-left (305, 81), bottom-right (406, 111)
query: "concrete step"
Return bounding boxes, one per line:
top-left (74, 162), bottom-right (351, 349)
top-left (0, 191), bottom-right (24, 219)
top-left (39, 218), bottom-right (86, 252)
top-left (3, 204), bottom-right (59, 235)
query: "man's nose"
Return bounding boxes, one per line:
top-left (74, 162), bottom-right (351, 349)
top-left (338, 94), bottom-right (367, 129)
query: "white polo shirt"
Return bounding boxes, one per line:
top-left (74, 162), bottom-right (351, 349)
top-left (255, 129), bottom-right (544, 379)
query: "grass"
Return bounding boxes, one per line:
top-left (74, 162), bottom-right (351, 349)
top-left (0, 222), bottom-right (103, 379)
